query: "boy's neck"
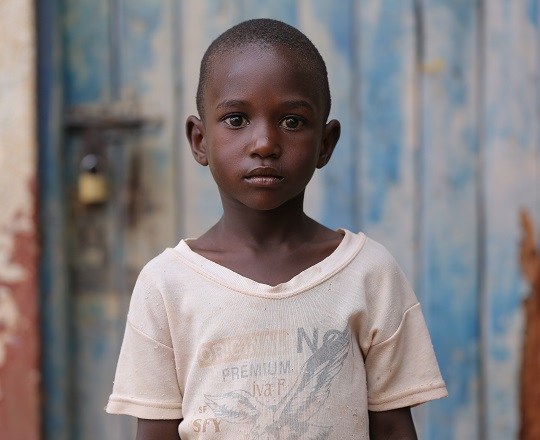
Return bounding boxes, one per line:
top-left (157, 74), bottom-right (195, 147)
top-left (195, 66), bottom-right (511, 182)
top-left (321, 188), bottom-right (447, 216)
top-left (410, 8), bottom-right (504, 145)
top-left (189, 192), bottom-right (344, 285)
top-left (216, 200), bottom-right (316, 246)
top-left (212, 193), bottom-right (318, 248)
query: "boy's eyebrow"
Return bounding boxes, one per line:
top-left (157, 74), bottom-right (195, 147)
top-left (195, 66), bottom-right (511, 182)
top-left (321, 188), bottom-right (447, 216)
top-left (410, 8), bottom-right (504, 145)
top-left (216, 99), bottom-right (247, 110)
top-left (281, 99), bottom-right (315, 112)
top-left (215, 99), bottom-right (315, 112)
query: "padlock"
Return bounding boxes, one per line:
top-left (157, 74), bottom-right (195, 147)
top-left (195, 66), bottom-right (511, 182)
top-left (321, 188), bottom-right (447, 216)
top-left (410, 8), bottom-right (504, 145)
top-left (78, 153), bottom-right (108, 205)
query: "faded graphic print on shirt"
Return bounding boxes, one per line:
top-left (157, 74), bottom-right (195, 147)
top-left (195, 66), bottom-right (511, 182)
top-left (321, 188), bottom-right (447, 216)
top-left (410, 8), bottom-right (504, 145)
top-left (204, 326), bottom-right (351, 439)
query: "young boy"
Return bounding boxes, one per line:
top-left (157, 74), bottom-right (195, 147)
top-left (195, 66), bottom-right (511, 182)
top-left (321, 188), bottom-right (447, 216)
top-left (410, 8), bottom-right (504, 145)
top-left (106, 18), bottom-right (447, 439)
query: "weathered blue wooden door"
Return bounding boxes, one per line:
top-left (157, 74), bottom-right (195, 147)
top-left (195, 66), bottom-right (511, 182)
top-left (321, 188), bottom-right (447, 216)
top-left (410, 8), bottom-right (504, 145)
top-left (39, 1), bottom-right (539, 439)
top-left (39, 0), bottom-right (181, 439)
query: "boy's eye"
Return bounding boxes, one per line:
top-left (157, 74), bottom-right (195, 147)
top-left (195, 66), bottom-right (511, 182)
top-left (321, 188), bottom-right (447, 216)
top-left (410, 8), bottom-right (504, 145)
top-left (280, 116), bottom-right (304, 130)
top-left (224, 115), bottom-right (249, 128)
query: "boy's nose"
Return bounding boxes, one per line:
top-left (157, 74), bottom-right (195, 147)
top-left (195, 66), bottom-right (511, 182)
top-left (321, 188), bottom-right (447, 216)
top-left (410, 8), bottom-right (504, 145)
top-left (248, 125), bottom-right (281, 158)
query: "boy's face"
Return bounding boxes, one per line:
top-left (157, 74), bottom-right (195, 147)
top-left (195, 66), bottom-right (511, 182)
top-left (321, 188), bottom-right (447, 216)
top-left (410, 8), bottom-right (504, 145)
top-left (186, 43), bottom-right (340, 212)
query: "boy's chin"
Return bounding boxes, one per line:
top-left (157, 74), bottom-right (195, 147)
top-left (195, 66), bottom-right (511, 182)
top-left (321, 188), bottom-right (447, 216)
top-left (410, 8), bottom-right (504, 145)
top-left (220, 189), bottom-right (306, 213)
top-left (241, 196), bottom-right (304, 213)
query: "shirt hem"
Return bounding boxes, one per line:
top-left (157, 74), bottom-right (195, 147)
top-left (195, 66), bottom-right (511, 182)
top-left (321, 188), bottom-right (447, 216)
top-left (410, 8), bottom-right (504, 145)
top-left (106, 397), bottom-right (183, 420)
top-left (368, 384), bottom-right (448, 411)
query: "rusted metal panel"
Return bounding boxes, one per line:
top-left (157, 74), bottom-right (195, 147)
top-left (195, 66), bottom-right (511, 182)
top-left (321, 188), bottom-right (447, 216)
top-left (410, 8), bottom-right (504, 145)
top-left (0, 0), bottom-right (40, 439)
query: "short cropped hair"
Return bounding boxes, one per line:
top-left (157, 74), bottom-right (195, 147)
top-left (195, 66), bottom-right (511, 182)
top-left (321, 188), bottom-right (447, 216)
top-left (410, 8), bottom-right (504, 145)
top-left (196, 18), bottom-right (331, 121)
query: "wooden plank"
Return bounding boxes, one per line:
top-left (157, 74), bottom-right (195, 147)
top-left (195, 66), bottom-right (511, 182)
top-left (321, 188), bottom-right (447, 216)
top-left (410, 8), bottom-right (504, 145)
top-left (122, 0), bottom-right (178, 262)
top-left (356, 1), bottom-right (433, 435)
top-left (61, 1), bottom-right (179, 438)
top-left (63, 0), bottom-right (110, 104)
top-left (242, 0), bottom-right (298, 24)
top-left (180, 1), bottom-right (241, 237)
top-left (37, 1), bottom-right (71, 439)
top-left (63, 1), bottom-right (180, 438)
top-left (483, 0), bottom-right (539, 438)
top-left (356, 0), bottom-right (429, 438)
top-left (356, 0), bottom-right (418, 285)
top-left (300, 0), bottom-right (356, 230)
top-left (420, 1), bottom-right (481, 438)
top-left (63, 133), bottom-right (138, 439)
top-left (62, 2), bottom-right (119, 439)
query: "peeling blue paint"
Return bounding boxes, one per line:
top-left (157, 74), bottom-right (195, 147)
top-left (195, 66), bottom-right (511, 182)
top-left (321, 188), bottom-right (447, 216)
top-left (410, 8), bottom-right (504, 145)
top-left (420, 1), bottom-right (482, 438)
top-left (40, 1), bottom-right (540, 439)
top-left (528, 0), bottom-right (539, 25)
top-left (311, 0), bottom-right (356, 231)
top-left (360, 1), bottom-right (408, 226)
top-left (242, 0), bottom-right (298, 25)
top-left (63, 0), bottom-right (110, 104)
top-left (124, 1), bottom-right (164, 93)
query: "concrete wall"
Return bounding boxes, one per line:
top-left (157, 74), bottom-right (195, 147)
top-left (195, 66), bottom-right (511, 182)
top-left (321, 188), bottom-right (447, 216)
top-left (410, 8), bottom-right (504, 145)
top-left (0, 0), bottom-right (40, 438)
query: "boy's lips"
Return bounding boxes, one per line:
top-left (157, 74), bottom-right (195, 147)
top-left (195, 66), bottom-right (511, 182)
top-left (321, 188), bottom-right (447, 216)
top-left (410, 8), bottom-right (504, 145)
top-left (244, 166), bottom-right (284, 185)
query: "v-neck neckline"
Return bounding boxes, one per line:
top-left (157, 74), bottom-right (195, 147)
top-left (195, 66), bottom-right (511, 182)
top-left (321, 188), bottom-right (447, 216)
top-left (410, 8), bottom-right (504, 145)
top-left (168, 229), bottom-right (366, 299)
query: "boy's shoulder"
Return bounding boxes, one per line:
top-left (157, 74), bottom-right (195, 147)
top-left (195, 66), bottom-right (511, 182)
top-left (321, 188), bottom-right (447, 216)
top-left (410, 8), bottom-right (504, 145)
top-left (343, 231), bottom-right (403, 274)
top-left (136, 240), bottom-right (194, 285)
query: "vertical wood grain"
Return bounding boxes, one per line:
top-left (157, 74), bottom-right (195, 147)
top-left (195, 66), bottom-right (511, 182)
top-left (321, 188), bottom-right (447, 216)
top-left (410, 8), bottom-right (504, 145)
top-left (483, 0), bottom-right (539, 438)
top-left (180, 0), bottom-right (241, 237)
top-left (356, 0), bottom-right (418, 289)
top-left (63, 2), bottom-right (116, 438)
top-left (38, 0), bottom-right (70, 438)
top-left (242, 0), bottom-right (298, 24)
top-left (300, 0), bottom-right (356, 230)
top-left (63, 0), bottom-right (110, 104)
top-left (123, 0), bottom-right (178, 262)
top-left (61, 1), bottom-right (180, 438)
top-left (420, 1), bottom-right (481, 438)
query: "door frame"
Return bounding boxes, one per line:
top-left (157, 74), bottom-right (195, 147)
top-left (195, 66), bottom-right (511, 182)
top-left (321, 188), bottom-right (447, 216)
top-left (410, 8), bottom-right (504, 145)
top-left (37, 1), bottom-right (71, 438)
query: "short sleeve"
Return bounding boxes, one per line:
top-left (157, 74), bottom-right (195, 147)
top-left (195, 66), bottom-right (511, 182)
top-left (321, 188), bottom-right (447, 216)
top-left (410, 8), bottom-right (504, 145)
top-left (361, 240), bottom-right (448, 411)
top-left (106, 267), bottom-right (183, 419)
top-left (365, 303), bottom-right (448, 411)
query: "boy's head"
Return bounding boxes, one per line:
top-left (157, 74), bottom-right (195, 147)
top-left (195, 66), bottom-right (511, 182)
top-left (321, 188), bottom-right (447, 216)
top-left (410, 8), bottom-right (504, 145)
top-left (187, 18), bottom-right (341, 212)
top-left (196, 18), bottom-right (331, 122)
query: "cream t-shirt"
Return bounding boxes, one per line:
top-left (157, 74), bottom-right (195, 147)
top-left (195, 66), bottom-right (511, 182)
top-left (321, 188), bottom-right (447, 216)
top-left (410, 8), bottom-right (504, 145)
top-left (107, 230), bottom-right (447, 439)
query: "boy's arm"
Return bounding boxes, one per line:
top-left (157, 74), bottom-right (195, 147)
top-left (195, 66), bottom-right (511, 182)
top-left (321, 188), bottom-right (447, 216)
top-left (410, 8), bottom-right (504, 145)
top-left (136, 418), bottom-right (182, 440)
top-left (368, 407), bottom-right (417, 440)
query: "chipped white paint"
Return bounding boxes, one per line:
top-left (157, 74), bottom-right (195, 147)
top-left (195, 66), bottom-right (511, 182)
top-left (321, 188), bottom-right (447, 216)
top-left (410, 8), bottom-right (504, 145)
top-left (0, 0), bottom-right (36, 395)
top-left (0, 287), bottom-right (20, 371)
top-left (0, 0), bottom-right (36, 283)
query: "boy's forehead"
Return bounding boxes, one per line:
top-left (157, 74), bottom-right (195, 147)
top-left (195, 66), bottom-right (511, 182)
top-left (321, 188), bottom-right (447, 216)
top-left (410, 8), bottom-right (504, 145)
top-left (197, 40), bottom-right (330, 121)
top-left (206, 43), bottom-right (318, 93)
top-left (210, 42), bottom-right (296, 64)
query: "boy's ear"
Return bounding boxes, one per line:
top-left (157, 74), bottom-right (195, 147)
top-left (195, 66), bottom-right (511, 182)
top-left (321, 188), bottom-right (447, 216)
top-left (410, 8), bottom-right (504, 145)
top-left (186, 115), bottom-right (208, 166)
top-left (317, 119), bottom-right (341, 169)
